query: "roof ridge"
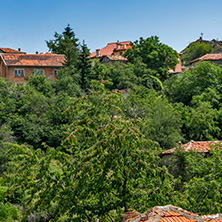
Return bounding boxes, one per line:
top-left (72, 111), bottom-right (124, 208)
top-left (124, 205), bottom-right (222, 222)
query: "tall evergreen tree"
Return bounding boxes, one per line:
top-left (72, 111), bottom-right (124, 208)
top-left (46, 24), bottom-right (80, 67)
top-left (46, 24), bottom-right (79, 54)
top-left (79, 40), bottom-right (92, 90)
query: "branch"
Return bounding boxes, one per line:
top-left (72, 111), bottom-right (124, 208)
top-left (106, 212), bottom-right (114, 222)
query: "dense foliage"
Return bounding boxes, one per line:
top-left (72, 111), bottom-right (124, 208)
top-left (124, 36), bottom-right (179, 80)
top-left (2, 25), bottom-right (222, 220)
top-left (5, 81), bottom-right (176, 221)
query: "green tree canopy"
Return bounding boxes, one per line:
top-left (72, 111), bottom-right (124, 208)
top-left (123, 87), bottom-right (182, 149)
top-left (164, 61), bottom-right (222, 107)
top-left (169, 144), bottom-right (222, 215)
top-left (5, 80), bottom-right (177, 221)
top-left (124, 36), bottom-right (179, 80)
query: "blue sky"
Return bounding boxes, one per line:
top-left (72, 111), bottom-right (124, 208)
top-left (1, 0), bottom-right (222, 53)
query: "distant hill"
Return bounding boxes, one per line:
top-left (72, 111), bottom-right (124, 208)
top-left (181, 38), bottom-right (222, 54)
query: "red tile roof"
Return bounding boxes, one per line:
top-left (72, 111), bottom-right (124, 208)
top-left (0, 48), bottom-right (26, 54)
top-left (161, 140), bottom-right (222, 156)
top-left (1, 53), bottom-right (65, 67)
top-left (190, 54), bottom-right (222, 64)
top-left (123, 205), bottom-right (222, 222)
top-left (114, 43), bottom-right (132, 52)
top-left (89, 41), bottom-right (132, 58)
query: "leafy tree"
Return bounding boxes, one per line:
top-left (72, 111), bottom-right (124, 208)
top-left (1, 76), bottom-right (71, 149)
top-left (163, 62), bottom-right (222, 143)
top-left (51, 72), bottom-right (82, 97)
top-left (123, 87), bottom-right (182, 149)
top-left (174, 144), bottom-right (222, 214)
top-left (5, 80), bottom-right (176, 221)
top-left (104, 62), bottom-right (138, 90)
top-left (26, 74), bottom-right (55, 97)
top-left (164, 61), bottom-right (222, 107)
top-left (104, 59), bottom-right (163, 91)
top-left (0, 182), bottom-right (20, 221)
top-left (0, 124), bottom-right (15, 176)
top-left (124, 36), bottom-right (179, 80)
top-left (182, 42), bottom-right (213, 66)
top-left (181, 101), bottom-right (220, 141)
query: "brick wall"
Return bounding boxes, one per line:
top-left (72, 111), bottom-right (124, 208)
top-left (7, 66), bottom-right (59, 83)
top-left (0, 60), bottom-right (6, 78)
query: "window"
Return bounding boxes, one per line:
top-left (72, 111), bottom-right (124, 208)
top-left (14, 69), bottom-right (25, 77)
top-left (120, 52), bottom-right (123, 55)
top-left (33, 69), bottom-right (44, 75)
top-left (53, 69), bottom-right (59, 77)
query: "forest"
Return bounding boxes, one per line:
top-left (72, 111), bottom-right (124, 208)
top-left (1, 25), bottom-right (222, 221)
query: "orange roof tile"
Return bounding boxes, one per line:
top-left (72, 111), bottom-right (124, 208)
top-left (89, 41), bottom-right (132, 58)
top-left (123, 205), bottom-right (222, 222)
top-left (1, 53), bottom-right (65, 67)
top-left (161, 140), bottom-right (222, 156)
top-left (114, 43), bottom-right (132, 52)
top-left (0, 48), bottom-right (26, 54)
top-left (190, 54), bottom-right (222, 64)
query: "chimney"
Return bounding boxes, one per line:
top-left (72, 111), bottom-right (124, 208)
top-left (96, 49), bottom-right (100, 57)
top-left (36, 51), bottom-right (38, 54)
top-left (18, 48), bottom-right (21, 52)
top-left (116, 40), bottom-right (120, 49)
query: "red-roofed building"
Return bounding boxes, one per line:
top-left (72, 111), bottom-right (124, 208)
top-left (89, 40), bottom-right (132, 60)
top-left (0, 52), bottom-right (65, 83)
top-left (190, 54), bottom-right (222, 66)
top-left (0, 48), bottom-right (26, 54)
top-left (161, 140), bottom-right (221, 155)
top-left (160, 140), bottom-right (222, 166)
top-left (123, 205), bottom-right (222, 222)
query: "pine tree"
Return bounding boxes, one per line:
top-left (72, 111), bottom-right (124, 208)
top-left (46, 24), bottom-right (79, 55)
top-left (79, 40), bottom-right (92, 90)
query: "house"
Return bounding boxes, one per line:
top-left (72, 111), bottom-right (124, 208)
top-left (123, 205), bottom-right (222, 222)
top-left (190, 54), bottom-right (222, 66)
top-left (160, 140), bottom-right (222, 166)
top-left (0, 51), bottom-right (65, 83)
top-left (89, 40), bottom-right (132, 60)
top-left (0, 48), bottom-right (26, 54)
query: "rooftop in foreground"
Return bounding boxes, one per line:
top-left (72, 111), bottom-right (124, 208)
top-left (123, 205), bottom-right (222, 222)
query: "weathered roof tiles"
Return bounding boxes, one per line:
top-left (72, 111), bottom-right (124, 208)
top-left (190, 54), bottom-right (222, 64)
top-left (89, 41), bottom-right (132, 58)
top-left (161, 140), bottom-right (222, 156)
top-left (123, 205), bottom-right (222, 222)
top-left (1, 53), bottom-right (65, 67)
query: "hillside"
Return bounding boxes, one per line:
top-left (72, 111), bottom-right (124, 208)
top-left (181, 37), bottom-right (222, 53)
